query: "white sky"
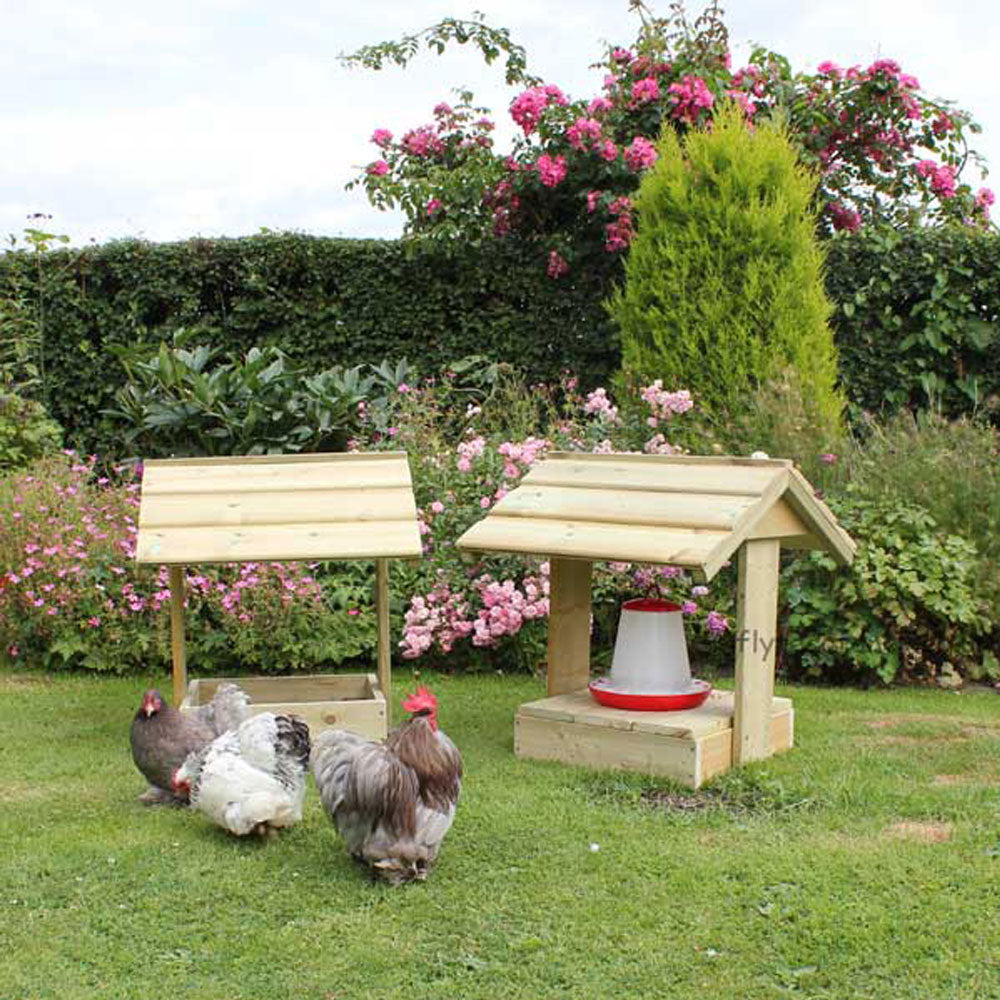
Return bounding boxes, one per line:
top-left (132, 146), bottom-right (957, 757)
top-left (3, 0), bottom-right (996, 246)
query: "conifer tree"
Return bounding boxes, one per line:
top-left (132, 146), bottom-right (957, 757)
top-left (609, 103), bottom-right (843, 438)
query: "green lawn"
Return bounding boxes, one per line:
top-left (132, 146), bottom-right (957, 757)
top-left (1, 670), bottom-right (999, 1000)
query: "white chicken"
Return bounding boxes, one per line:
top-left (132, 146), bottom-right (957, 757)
top-left (311, 687), bottom-right (462, 885)
top-left (172, 712), bottom-right (311, 837)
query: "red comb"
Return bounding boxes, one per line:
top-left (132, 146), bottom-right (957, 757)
top-left (401, 686), bottom-right (437, 715)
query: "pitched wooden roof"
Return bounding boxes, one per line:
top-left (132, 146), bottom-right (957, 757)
top-left (456, 453), bottom-right (855, 581)
top-left (136, 452), bottom-right (421, 565)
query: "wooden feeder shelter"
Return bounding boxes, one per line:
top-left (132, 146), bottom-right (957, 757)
top-left (136, 452), bottom-right (422, 738)
top-left (456, 453), bottom-right (855, 787)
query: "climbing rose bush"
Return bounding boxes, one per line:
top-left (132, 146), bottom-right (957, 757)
top-left (348, 3), bottom-right (990, 274)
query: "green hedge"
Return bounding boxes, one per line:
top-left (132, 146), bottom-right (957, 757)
top-left (2, 227), bottom-right (999, 454)
top-left (825, 227), bottom-right (1000, 418)
top-left (0, 234), bottom-right (620, 455)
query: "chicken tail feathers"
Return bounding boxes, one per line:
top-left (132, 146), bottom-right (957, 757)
top-left (274, 714), bottom-right (311, 769)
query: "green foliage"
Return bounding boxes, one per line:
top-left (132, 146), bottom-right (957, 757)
top-left (826, 226), bottom-right (1000, 419)
top-left (844, 412), bottom-right (1000, 624)
top-left (0, 391), bottom-right (63, 470)
top-left (0, 233), bottom-right (619, 457)
top-left (108, 332), bottom-right (371, 457)
top-left (782, 490), bottom-right (991, 686)
top-left (610, 104), bottom-right (844, 437)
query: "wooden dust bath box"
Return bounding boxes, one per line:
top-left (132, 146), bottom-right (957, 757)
top-left (457, 453), bottom-right (854, 786)
top-left (181, 673), bottom-right (386, 739)
top-left (136, 452), bottom-right (424, 741)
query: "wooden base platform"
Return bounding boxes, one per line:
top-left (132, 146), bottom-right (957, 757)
top-left (515, 688), bottom-right (793, 788)
top-left (181, 673), bottom-right (387, 739)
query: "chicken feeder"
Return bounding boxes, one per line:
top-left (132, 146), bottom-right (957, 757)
top-left (589, 598), bottom-right (711, 711)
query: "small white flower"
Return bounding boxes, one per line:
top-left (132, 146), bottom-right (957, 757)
top-left (589, 842), bottom-right (600, 853)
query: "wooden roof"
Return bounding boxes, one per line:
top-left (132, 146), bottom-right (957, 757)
top-left (136, 452), bottom-right (422, 565)
top-left (456, 453), bottom-right (855, 581)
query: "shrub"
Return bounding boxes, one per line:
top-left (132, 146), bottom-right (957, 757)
top-left (844, 412), bottom-right (1000, 623)
top-left (0, 392), bottom-right (63, 471)
top-left (108, 334), bottom-right (372, 458)
top-left (781, 490), bottom-right (993, 686)
top-left (609, 104), bottom-right (843, 438)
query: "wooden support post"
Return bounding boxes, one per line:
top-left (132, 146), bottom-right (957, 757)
top-left (733, 539), bottom-right (780, 764)
top-left (375, 558), bottom-right (391, 710)
top-left (546, 557), bottom-right (592, 696)
top-left (168, 565), bottom-right (187, 708)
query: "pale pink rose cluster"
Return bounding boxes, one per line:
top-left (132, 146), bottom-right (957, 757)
top-left (624, 136), bottom-right (658, 172)
top-left (498, 436), bottom-right (550, 479)
top-left (471, 570), bottom-right (550, 647)
top-left (456, 434), bottom-right (486, 472)
top-left (583, 387), bottom-right (619, 424)
top-left (641, 382), bottom-right (694, 427)
top-left (399, 578), bottom-right (475, 659)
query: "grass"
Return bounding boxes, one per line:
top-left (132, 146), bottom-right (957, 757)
top-left (2, 670), bottom-right (1000, 999)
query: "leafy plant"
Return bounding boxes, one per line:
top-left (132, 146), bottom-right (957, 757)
top-left (781, 490), bottom-right (991, 686)
top-left (108, 331), bottom-right (372, 457)
top-left (0, 391), bottom-right (63, 470)
top-left (609, 103), bottom-right (844, 438)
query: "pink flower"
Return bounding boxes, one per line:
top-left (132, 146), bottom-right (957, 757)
top-left (537, 154), bottom-right (568, 188)
top-left (425, 198), bottom-right (443, 216)
top-left (624, 136), bottom-right (658, 172)
top-left (587, 190), bottom-right (603, 213)
top-left (828, 202), bottom-right (861, 232)
top-left (87, 616), bottom-right (100, 627)
top-left (479, 497), bottom-right (491, 509)
top-left (371, 128), bottom-right (393, 147)
top-left (975, 187), bottom-right (995, 215)
top-left (667, 75), bottom-right (714, 124)
top-left (546, 250), bottom-right (569, 279)
top-left (598, 139), bottom-right (618, 162)
top-left (587, 96), bottom-right (613, 116)
top-left (430, 500), bottom-right (445, 514)
top-left (401, 126), bottom-right (444, 157)
top-left (706, 611), bottom-right (729, 635)
top-left (366, 160), bottom-right (390, 177)
top-left (631, 77), bottom-right (660, 106)
top-left (510, 85), bottom-right (566, 135)
top-left (566, 117), bottom-right (603, 151)
top-left (820, 452), bottom-right (838, 465)
top-left (816, 60), bottom-right (842, 78)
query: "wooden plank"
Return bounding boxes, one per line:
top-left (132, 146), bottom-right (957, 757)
top-left (187, 673), bottom-right (379, 704)
top-left (541, 452), bottom-right (793, 469)
top-left (515, 714), bottom-right (700, 786)
top-left (522, 456), bottom-right (783, 497)
top-left (547, 558), bottom-right (592, 696)
top-left (700, 470), bottom-right (788, 580)
top-left (733, 539), bottom-right (781, 765)
top-left (375, 558), bottom-right (391, 711)
top-left (145, 451), bottom-right (407, 468)
top-left (784, 469), bottom-right (857, 565)
top-left (136, 520), bottom-right (422, 564)
top-left (139, 487), bottom-right (416, 528)
top-left (494, 485), bottom-right (756, 531)
top-left (168, 565), bottom-right (187, 709)
top-left (696, 707), bottom-right (794, 785)
top-left (142, 458), bottom-right (411, 495)
top-left (456, 516), bottom-right (726, 567)
top-left (742, 497), bottom-right (808, 539)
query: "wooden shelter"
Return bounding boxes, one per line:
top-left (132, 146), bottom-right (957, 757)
top-left (136, 452), bottom-right (422, 726)
top-left (456, 453), bottom-right (855, 786)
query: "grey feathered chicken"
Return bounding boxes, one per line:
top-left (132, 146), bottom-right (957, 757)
top-left (172, 713), bottom-right (311, 837)
top-left (130, 684), bottom-right (250, 805)
top-left (311, 686), bottom-right (462, 885)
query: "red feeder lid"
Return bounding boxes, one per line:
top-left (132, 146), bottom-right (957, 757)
top-left (621, 598), bottom-right (682, 613)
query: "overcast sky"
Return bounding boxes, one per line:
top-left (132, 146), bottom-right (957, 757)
top-left (3, 0), bottom-right (996, 247)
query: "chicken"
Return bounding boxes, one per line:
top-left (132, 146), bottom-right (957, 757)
top-left (311, 686), bottom-right (462, 885)
top-left (130, 684), bottom-right (250, 805)
top-left (172, 713), bottom-right (311, 837)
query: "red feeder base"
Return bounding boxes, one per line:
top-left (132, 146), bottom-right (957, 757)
top-left (588, 677), bottom-right (712, 712)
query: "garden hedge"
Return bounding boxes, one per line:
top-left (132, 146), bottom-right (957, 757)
top-left (2, 226), bottom-right (998, 454)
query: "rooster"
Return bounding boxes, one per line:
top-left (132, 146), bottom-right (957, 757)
top-left (130, 684), bottom-right (250, 805)
top-left (311, 686), bottom-right (462, 885)
top-left (172, 713), bottom-right (311, 837)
